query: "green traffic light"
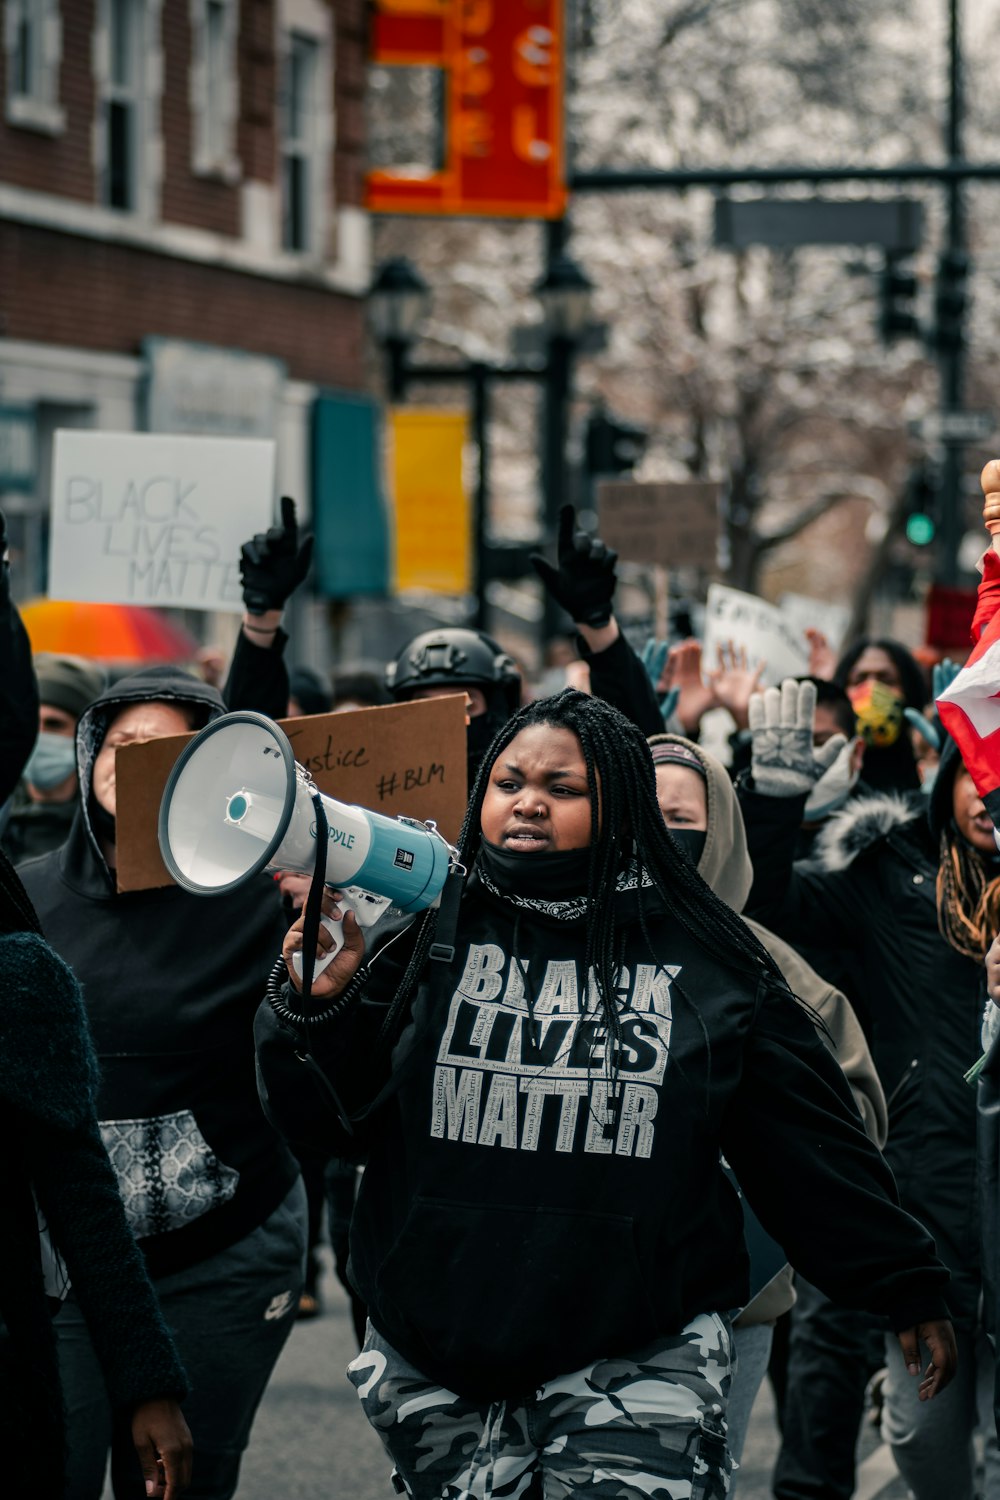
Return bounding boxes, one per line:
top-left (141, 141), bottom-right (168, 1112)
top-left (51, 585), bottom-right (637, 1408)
top-left (906, 512), bottom-right (936, 546)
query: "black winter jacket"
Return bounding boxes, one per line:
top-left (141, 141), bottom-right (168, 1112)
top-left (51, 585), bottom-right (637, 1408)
top-left (18, 666), bottom-right (298, 1279)
top-left (741, 748), bottom-right (984, 1331)
top-left (256, 869), bottom-right (949, 1400)
top-left (0, 931), bottom-right (187, 1495)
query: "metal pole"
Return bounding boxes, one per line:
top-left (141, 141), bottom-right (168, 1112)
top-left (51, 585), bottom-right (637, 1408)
top-left (470, 362), bottom-right (490, 631)
top-left (540, 220), bottom-right (574, 648)
top-left (937, 0), bottom-right (966, 587)
top-left (571, 160), bottom-right (1000, 191)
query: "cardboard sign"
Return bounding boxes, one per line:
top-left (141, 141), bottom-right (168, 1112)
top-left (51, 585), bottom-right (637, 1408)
top-left (114, 695), bottom-right (469, 893)
top-left (703, 584), bottom-right (809, 687)
top-left (48, 430), bottom-right (275, 612)
top-left (597, 481), bottom-right (720, 570)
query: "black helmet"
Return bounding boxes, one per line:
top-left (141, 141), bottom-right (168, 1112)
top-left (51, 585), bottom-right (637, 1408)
top-left (385, 628), bottom-right (521, 716)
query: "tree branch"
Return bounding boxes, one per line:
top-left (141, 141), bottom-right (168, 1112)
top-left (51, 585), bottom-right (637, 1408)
top-left (758, 486), bottom-right (869, 552)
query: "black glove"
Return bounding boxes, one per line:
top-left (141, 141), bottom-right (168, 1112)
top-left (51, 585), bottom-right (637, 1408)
top-left (0, 510), bottom-right (8, 608)
top-left (530, 504), bottom-right (617, 627)
top-left (240, 495), bottom-right (314, 614)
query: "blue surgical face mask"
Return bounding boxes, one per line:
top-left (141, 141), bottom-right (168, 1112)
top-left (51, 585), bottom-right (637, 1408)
top-left (23, 732), bottom-right (78, 791)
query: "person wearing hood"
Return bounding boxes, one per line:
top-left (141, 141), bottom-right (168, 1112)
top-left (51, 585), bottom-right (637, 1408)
top-left (0, 508), bottom-right (41, 809)
top-left (255, 689), bottom-right (953, 1500)
top-left (648, 733), bottom-right (887, 1486)
top-left (2, 654), bottom-right (106, 866)
top-left (739, 678), bottom-right (997, 1500)
top-left (17, 666), bottom-right (305, 1500)
top-left (0, 845), bottom-right (192, 1499)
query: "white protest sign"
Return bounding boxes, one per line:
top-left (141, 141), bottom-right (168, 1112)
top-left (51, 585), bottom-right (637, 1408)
top-left (703, 583), bottom-right (810, 687)
top-left (48, 430), bottom-right (275, 612)
top-left (779, 592), bottom-right (851, 654)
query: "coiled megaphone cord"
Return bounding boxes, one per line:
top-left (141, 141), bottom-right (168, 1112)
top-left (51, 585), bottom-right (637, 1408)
top-left (288, 791), bottom-right (359, 1137)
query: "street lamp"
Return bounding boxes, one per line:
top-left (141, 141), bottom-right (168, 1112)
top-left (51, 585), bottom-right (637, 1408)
top-left (533, 253), bottom-right (594, 341)
top-left (367, 257), bottom-right (431, 399)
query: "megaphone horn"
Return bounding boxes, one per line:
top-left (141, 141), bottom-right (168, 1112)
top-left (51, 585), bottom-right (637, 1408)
top-left (158, 711), bottom-right (455, 917)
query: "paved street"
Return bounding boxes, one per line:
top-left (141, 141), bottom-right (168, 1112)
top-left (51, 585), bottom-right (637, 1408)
top-left (234, 1258), bottom-right (914, 1500)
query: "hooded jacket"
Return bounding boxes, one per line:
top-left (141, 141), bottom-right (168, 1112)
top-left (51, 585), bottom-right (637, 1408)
top-left (650, 734), bottom-right (888, 1326)
top-left (740, 737), bottom-right (985, 1330)
top-left (18, 666), bottom-right (297, 1279)
top-left (0, 930), bottom-right (187, 1492)
top-left (650, 734), bottom-right (887, 1147)
top-left (256, 843), bottom-right (947, 1401)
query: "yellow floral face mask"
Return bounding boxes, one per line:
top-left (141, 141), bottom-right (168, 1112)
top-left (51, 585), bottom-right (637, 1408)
top-left (847, 679), bottom-right (905, 748)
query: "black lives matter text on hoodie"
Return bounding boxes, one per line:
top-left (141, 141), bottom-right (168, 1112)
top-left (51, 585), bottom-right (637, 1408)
top-left (256, 862), bottom-right (949, 1402)
top-left (20, 666), bottom-right (298, 1279)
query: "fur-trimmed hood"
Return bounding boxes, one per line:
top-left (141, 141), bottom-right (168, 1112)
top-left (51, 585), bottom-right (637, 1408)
top-left (812, 792), bottom-right (922, 873)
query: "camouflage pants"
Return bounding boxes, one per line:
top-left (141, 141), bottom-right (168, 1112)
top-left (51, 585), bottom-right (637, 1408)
top-left (347, 1311), bottom-right (732, 1499)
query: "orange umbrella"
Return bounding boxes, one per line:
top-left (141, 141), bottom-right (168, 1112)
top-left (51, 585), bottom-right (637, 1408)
top-left (19, 599), bottom-right (199, 663)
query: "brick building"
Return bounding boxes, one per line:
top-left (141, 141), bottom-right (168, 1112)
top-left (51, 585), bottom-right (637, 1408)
top-left (0, 0), bottom-right (370, 601)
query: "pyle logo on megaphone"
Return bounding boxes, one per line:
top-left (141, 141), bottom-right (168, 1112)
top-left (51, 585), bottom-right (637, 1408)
top-left (158, 710), bottom-right (453, 914)
top-left (308, 820), bottom-right (356, 849)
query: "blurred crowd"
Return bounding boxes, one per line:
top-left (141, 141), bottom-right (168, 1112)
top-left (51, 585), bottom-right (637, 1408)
top-left (3, 483), bottom-right (1000, 1500)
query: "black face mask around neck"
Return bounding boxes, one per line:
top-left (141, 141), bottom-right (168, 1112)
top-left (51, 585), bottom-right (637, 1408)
top-left (477, 838), bottom-right (593, 901)
top-left (668, 827), bottom-right (707, 867)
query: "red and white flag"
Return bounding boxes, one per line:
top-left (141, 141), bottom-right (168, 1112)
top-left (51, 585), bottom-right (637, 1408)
top-left (936, 551), bottom-right (1000, 824)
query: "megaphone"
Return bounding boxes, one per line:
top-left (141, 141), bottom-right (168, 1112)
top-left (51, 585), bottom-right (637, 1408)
top-left (159, 711), bottom-right (456, 968)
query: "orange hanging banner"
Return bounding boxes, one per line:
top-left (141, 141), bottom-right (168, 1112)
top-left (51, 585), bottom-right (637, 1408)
top-left (367, 0), bottom-right (567, 220)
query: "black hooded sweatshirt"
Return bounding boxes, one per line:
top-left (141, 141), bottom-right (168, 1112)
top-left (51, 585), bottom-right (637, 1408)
top-left (740, 738), bottom-right (986, 1331)
top-left (18, 666), bottom-right (297, 1279)
top-left (256, 862), bottom-right (949, 1401)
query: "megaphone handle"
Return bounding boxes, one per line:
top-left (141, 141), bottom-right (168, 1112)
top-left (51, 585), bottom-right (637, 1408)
top-left (292, 912), bottom-right (345, 981)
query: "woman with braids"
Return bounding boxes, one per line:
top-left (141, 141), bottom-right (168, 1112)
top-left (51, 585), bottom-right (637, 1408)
top-left (0, 846), bottom-right (192, 1498)
top-left (738, 679), bottom-right (998, 1500)
top-left (255, 689), bottom-right (955, 1500)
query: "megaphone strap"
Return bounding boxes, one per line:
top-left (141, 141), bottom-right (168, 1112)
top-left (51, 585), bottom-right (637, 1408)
top-left (428, 869), bottom-right (464, 963)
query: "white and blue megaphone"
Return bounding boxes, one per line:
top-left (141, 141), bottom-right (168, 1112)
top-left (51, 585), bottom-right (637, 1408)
top-left (158, 711), bottom-right (456, 972)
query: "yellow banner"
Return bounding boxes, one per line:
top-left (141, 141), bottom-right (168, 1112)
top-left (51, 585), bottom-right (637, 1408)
top-left (390, 409), bottom-right (470, 594)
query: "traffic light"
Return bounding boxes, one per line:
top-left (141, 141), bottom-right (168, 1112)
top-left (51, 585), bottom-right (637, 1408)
top-left (879, 253), bottom-right (920, 344)
top-left (904, 461), bottom-right (938, 547)
top-left (584, 407), bottom-right (648, 476)
top-left (931, 250), bottom-right (969, 354)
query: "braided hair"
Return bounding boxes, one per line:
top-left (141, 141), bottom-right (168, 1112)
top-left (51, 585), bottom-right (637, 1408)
top-left (936, 829), bottom-right (1000, 960)
top-left (378, 689), bottom-right (792, 1051)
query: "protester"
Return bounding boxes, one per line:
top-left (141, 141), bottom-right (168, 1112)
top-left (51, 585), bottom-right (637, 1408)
top-left (18, 666), bottom-right (305, 1500)
top-left (287, 665), bottom-right (332, 719)
top-left (831, 636), bottom-right (927, 793)
top-left (329, 666), bottom-right (391, 712)
top-left (222, 494), bottom-right (313, 720)
top-left (0, 509), bottom-right (40, 807)
top-left (0, 846), bottom-right (192, 1499)
top-left (2, 654), bottom-right (105, 864)
top-left (530, 504), bottom-right (666, 736)
top-left (256, 689), bottom-right (954, 1499)
top-left (648, 732), bottom-right (887, 1479)
top-left (740, 678), bottom-right (996, 1500)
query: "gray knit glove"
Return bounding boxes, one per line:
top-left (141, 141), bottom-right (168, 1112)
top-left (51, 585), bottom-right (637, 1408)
top-left (748, 678), bottom-right (846, 797)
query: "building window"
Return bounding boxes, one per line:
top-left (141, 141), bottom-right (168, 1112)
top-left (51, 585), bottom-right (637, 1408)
top-left (190, 0), bottom-right (239, 178)
top-left (94, 0), bottom-right (163, 217)
top-left (5, 0), bottom-right (64, 131)
top-left (281, 31), bottom-right (319, 252)
top-left (103, 0), bottom-right (142, 209)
